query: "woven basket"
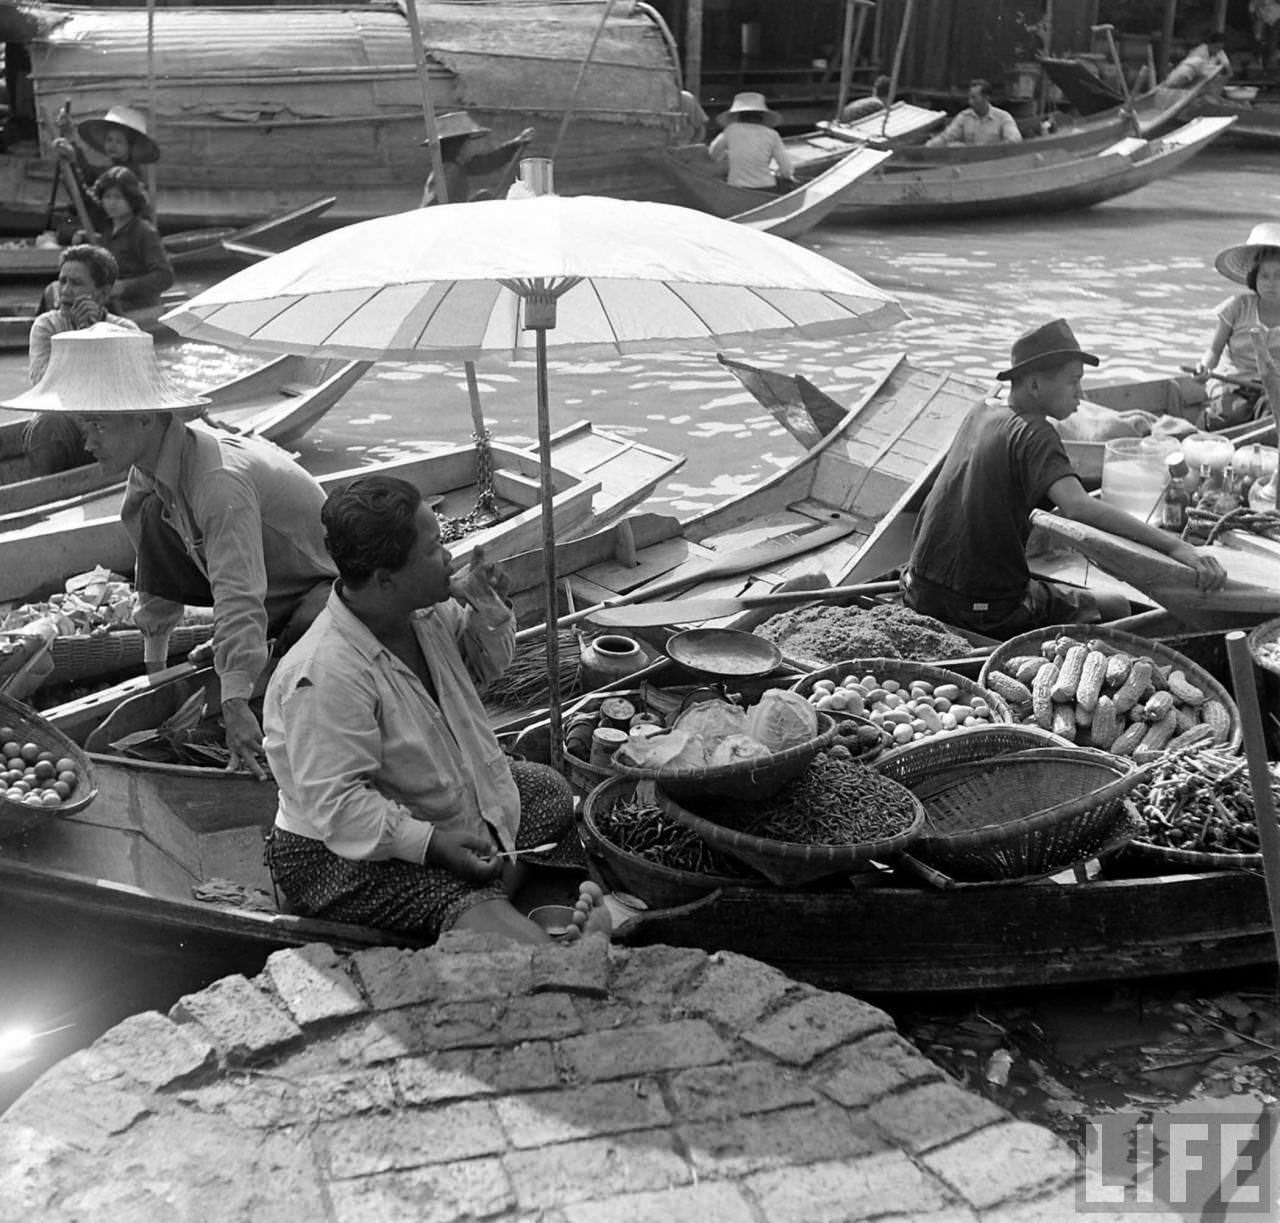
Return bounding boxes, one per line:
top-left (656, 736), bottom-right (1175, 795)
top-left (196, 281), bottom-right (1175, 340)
top-left (876, 740), bottom-right (1141, 881)
top-left (979, 624), bottom-right (1241, 753)
top-left (874, 722), bottom-right (1074, 774)
top-left (47, 623), bottom-right (214, 685)
top-left (0, 690), bottom-right (98, 834)
top-left (1120, 838), bottom-right (1263, 874)
top-left (613, 712), bottom-right (839, 803)
top-left (790, 658), bottom-right (1013, 744)
top-left (654, 777), bottom-right (924, 887)
top-left (581, 776), bottom-right (764, 907)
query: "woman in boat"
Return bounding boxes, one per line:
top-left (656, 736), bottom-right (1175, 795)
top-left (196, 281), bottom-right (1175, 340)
top-left (902, 319), bottom-right (1227, 639)
top-left (90, 166), bottom-right (174, 312)
top-left (51, 104), bottom-right (160, 233)
top-left (421, 112), bottom-right (535, 206)
top-left (4, 324), bottom-right (338, 776)
top-left (708, 92), bottom-right (797, 191)
top-left (261, 474), bottom-right (610, 945)
top-left (1193, 222), bottom-right (1280, 426)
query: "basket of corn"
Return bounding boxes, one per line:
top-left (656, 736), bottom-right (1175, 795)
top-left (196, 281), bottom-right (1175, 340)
top-left (875, 732), bottom-right (1142, 882)
top-left (978, 625), bottom-right (1239, 755)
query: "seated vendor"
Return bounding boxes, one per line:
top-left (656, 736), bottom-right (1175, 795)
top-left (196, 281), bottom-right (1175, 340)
top-left (261, 474), bottom-right (610, 945)
top-left (925, 79), bottom-right (1022, 147)
top-left (24, 244), bottom-right (141, 477)
top-left (3, 323), bottom-right (337, 775)
top-left (901, 319), bottom-right (1227, 639)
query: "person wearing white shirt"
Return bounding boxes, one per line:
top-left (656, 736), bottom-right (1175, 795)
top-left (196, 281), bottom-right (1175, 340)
top-left (926, 79), bottom-right (1022, 147)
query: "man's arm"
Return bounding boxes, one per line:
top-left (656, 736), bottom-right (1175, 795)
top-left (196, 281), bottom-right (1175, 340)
top-left (925, 113), bottom-right (964, 147)
top-left (1049, 475), bottom-right (1227, 591)
top-left (999, 110), bottom-right (1023, 142)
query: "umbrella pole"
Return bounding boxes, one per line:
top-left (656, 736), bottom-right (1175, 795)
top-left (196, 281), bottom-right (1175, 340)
top-left (534, 326), bottom-right (564, 773)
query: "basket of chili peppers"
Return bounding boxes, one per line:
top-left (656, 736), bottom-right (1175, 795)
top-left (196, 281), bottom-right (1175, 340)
top-left (654, 751), bottom-right (924, 887)
top-left (1120, 746), bottom-right (1265, 872)
top-left (581, 775), bottom-right (765, 907)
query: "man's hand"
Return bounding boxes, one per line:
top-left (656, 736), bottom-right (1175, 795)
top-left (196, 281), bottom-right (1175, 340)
top-left (425, 828), bottom-right (502, 883)
top-left (51, 137), bottom-right (76, 162)
top-left (67, 296), bottom-right (106, 330)
top-left (449, 544), bottom-right (511, 609)
top-left (1171, 543), bottom-right (1229, 592)
top-left (222, 697), bottom-right (267, 780)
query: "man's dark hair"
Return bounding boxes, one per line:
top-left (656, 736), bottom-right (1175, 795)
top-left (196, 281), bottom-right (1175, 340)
top-left (322, 475), bottom-right (423, 586)
top-left (59, 243), bottom-right (118, 288)
top-left (92, 165), bottom-right (150, 216)
top-left (969, 78), bottom-right (992, 98)
top-left (873, 74), bottom-right (892, 98)
top-left (1207, 30), bottom-right (1227, 47)
top-left (1247, 247), bottom-right (1280, 291)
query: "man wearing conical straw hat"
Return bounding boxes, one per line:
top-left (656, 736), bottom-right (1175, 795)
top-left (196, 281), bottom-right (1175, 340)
top-left (4, 324), bottom-right (336, 776)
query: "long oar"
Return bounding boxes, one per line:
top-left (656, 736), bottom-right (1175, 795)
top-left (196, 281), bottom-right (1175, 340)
top-left (513, 519), bottom-right (857, 643)
top-left (1179, 364), bottom-right (1263, 393)
top-left (588, 580), bottom-right (901, 628)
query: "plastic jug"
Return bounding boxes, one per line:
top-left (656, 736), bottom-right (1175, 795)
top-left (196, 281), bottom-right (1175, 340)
top-left (1100, 435), bottom-right (1180, 523)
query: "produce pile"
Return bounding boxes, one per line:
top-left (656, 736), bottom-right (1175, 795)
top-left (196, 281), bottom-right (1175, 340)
top-left (1, 724), bottom-right (85, 810)
top-left (734, 752), bottom-right (918, 846)
top-left (983, 636), bottom-right (1231, 754)
top-left (0, 567), bottom-right (211, 638)
top-left (592, 791), bottom-right (757, 877)
top-left (802, 670), bottom-right (1002, 746)
top-left (755, 603), bottom-right (970, 665)
top-left (1129, 748), bottom-right (1266, 855)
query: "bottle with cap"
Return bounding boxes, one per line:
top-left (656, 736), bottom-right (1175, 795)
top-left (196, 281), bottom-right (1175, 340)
top-left (1157, 451), bottom-right (1190, 533)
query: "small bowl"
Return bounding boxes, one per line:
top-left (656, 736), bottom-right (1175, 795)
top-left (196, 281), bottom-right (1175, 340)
top-left (1224, 85), bottom-right (1259, 102)
top-left (528, 904), bottom-right (577, 938)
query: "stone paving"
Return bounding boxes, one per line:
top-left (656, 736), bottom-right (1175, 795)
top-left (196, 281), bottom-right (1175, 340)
top-left (0, 935), bottom-right (1189, 1223)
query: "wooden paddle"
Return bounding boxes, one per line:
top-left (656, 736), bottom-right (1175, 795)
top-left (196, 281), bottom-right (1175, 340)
top-left (589, 580), bottom-right (901, 628)
top-left (1179, 364), bottom-right (1262, 392)
top-left (513, 518), bottom-right (858, 643)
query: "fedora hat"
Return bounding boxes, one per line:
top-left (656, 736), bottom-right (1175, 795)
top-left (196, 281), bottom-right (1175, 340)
top-left (421, 111), bottom-right (492, 146)
top-left (3, 324), bottom-right (208, 416)
top-left (996, 318), bottom-right (1099, 381)
top-left (716, 91), bottom-right (781, 128)
top-left (1213, 222), bottom-right (1280, 284)
top-left (78, 105), bottom-right (160, 165)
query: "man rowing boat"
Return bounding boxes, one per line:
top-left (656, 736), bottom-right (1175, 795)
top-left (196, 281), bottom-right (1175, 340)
top-left (924, 79), bottom-right (1022, 148)
top-left (901, 319), bottom-right (1227, 639)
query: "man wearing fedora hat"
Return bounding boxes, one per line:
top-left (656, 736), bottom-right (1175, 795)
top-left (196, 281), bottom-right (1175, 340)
top-left (421, 112), bottom-right (535, 207)
top-left (261, 474), bottom-right (610, 945)
top-left (4, 324), bottom-right (337, 776)
top-left (903, 318), bottom-right (1226, 638)
top-left (708, 91), bottom-right (797, 190)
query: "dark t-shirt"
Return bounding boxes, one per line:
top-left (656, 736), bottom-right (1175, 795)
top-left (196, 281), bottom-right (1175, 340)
top-left (908, 398), bottom-right (1075, 601)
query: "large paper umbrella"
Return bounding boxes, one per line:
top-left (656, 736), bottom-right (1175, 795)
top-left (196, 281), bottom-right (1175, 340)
top-left (163, 194), bottom-right (906, 764)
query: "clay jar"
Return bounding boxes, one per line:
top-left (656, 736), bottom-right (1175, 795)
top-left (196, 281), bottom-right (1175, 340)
top-left (578, 634), bottom-right (646, 690)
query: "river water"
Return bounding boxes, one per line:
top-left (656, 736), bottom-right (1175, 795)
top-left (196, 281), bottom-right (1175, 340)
top-left (1, 147), bottom-right (1276, 1145)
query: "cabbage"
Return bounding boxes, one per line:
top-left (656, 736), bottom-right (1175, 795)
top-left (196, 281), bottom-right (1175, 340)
top-left (707, 733), bottom-right (770, 768)
top-left (745, 689), bottom-right (819, 752)
top-left (673, 699), bottom-right (748, 745)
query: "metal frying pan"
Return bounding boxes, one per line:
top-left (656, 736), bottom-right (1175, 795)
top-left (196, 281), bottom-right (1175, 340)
top-left (664, 628), bottom-right (783, 680)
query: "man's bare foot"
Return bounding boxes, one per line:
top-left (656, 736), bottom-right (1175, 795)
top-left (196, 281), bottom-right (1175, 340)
top-left (562, 880), bottom-right (612, 941)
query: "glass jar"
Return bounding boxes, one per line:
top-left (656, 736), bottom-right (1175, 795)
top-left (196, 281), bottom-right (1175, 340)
top-left (1100, 436), bottom-right (1180, 523)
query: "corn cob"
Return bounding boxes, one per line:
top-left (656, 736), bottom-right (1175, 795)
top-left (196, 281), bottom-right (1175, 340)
top-left (1166, 723), bottom-right (1216, 752)
top-left (1149, 664), bottom-right (1170, 692)
top-left (1142, 691), bottom-right (1175, 723)
top-left (1200, 699), bottom-right (1231, 744)
top-left (1032, 663), bottom-right (1057, 729)
top-left (986, 670), bottom-right (1033, 708)
top-left (1004, 654), bottom-right (1042, 674)
top-left (1074, 650), bottom-right (1108, 713)
top-left (1112, 659), bottom-right (1153, 713)
top-left (1139, 709), bottom-right (1179, 752)
top-left (1110, 722), bottom-right (1148, 757)
top-left (1074, 700), bottom-right (1093, 727)
top-left (1052, 645), bottom-right (1089, 702)
top-left (1014, 656), bottom-right (1048, 685)
top-left (1089, 696), bottom-right (1119, 750)
top-left (1051, 703), bottom-right (1077, 741)
top-left (1166, 670), bottom-right (1207, 706)
top-left (1104, 652), bottom-right (1134, 688)
top-left (1174, 706), bottom-right (1198, 733)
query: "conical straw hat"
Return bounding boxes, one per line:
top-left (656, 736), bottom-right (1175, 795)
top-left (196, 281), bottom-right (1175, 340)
top-left (2, 323), bottom-right (208, 415)
top-left (1213, 221), bottom-right (1280, 285)
top-left (78, 105), bottom-right (161, 165)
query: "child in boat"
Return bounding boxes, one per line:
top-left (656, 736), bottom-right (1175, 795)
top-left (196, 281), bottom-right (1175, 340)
top-left (91, 167), bottom-right (174, 312)
top-left (421, 112), bottom-right (535, 206)
top-left (708, 91), bottom-right (797, 191)
top-left (262, 474), bottom-right (611, 945)
top-left (902, 319), bottom-right (1227, 639)
top-left (1193, 222), bottom-right (1280, 426)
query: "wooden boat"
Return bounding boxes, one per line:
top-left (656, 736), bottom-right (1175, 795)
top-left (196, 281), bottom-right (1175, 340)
top-left (0, 196), bottom-right (338, 281)
top-left (730, 146), bottom-right (891, 239)
top-left (810, 99), bottom-right (948, 147)
top-left (0, 420), bottom-right (681, 604)
top-left (1192, 94), bottom-right (1280, 148)
top-left (0, 0), bottom-right (685, 234)
top-left (664, 117), bottom-right (1236, 226)
top-left (496, 354), bottom-right (986, 634)
top-left (0, 356), bottom-right (374, 519)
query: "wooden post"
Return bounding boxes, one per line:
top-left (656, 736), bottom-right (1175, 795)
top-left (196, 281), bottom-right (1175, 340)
top-left (552, 0), bottom-right (619, 164)
top-left (882, 0), bottom-right (916, 135)
top-left (1160, 0), bottom-right (1177, 81)
top-left (835, 0), bottom-right (875, 120)
top-left (404, 0), bottom-right (448, 203)
top-left (146, 0), bottom-right (158, 207)
top-left (685, 0), bottom-right (704, 117)
top-left (1224, 631), bottom-right (1280, 971)
top-left (1213, 0), bottom-right (1228, 36)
